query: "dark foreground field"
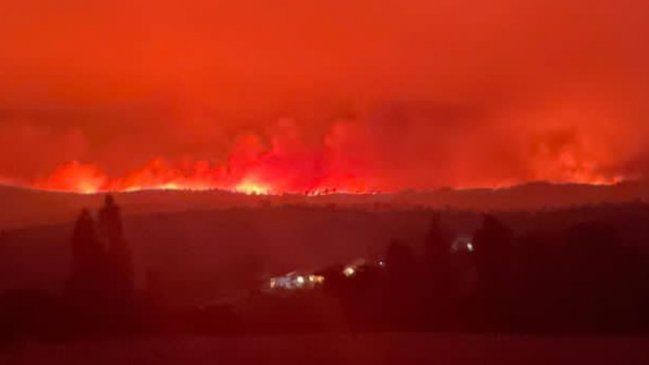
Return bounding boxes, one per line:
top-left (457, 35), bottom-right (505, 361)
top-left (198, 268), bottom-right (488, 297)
top-left (2, 334), bottom-right (649, 365)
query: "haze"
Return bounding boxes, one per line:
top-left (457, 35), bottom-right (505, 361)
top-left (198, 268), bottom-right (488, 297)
top-left (1, 0), bottom-right (648, 193)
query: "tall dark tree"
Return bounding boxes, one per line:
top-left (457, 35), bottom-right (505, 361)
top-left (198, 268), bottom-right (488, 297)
top-left (560, 221), bottom-right (649, 330)
top-left (62, 196), bottom-right (139, 336)
top-left (386, 239), bottom-right (418, 283)
top-left (98, 194), bottom-right (124, 245)
top-left (384, 239), bottom-right (419, 329)
top-left (423, 214), bottom-right (453, 293)
top-left (473, 214), bottom-right (514, 325)
top-left (98, 194), bottom-right (134, 303)
top-left (66, 209), bottom-right (108, 306)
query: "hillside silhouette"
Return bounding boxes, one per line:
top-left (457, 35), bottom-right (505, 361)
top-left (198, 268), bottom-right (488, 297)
top-left (2, 195), bottom-right (649, 342)
top-left (2, 198), bottom-right (649, 306)
top-left (0, 180), bottom-right (648, 228)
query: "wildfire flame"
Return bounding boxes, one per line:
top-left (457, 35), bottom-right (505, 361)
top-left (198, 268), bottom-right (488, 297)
top-left (19, 117), bottom-right (627, 196)
top-left (25, 155), bottom-right (621, 196)
top-left (234, 179), bottom-right (272, 195)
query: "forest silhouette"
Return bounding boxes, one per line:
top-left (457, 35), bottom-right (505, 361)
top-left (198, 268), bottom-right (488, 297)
top-left (1, 195), bottom-right (649, 343)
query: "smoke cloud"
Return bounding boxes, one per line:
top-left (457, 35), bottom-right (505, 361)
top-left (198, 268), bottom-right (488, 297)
top-left (1, 0), bottom-right (647, 193)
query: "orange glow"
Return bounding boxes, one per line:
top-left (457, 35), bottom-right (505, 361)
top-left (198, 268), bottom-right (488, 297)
top-left (234, 179), bottom-right (272, 195)
top-left (25, 120), bottom-right (626, 195)
top-left (33, 161), bottom-right (108, 195)
top-left (0, 0), bottom-right (647, 194)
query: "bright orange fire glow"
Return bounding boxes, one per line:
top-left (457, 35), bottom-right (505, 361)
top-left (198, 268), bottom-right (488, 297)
top-left (0, 0), bottom-right (646, 196)
top-left (234, 179), bottom-right (272, 195)
top-left (27, 148), bottom-right (623, 196)
top-left (22, 114), bottom-right (628, 196)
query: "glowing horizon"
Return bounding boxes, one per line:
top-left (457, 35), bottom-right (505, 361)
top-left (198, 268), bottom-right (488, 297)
top-left (1, 0), bottom-right (647, 195)
top-left (2, 156), bottom-right (623, 196)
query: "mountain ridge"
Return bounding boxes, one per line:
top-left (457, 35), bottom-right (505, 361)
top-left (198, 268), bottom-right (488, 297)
top-left (0, 180), bottom-right (647, 229)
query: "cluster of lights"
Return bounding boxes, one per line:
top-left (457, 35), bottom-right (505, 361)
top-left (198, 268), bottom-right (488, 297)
top-left (269, 273), bottom-right (324, 290)
top-left (343, 260), bottom-right (386, 277)
top-left (268, 259), bottom-right (389, 292)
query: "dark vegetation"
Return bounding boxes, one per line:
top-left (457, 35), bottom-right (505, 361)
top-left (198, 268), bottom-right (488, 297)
top-left (1, 196), bottom-right (649, 343)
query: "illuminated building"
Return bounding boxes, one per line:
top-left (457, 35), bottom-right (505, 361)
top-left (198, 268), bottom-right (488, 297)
top-left (267, 272), bottom-right (325, 291)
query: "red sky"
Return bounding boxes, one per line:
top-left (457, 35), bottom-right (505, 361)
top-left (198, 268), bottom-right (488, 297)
top-left (1, 0), bottom-right (648, 193)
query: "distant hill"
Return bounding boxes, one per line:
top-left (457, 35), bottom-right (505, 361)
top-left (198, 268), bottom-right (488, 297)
top-left (0, 180), bottom-right (648, 229)
top-left (0, 206), bottom-right (439, 304)
top-left (1, 200), bottom-right (649, 304)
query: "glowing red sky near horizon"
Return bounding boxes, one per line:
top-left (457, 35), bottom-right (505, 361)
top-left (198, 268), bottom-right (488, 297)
top-left (1, 0), bottom-right (648, 194)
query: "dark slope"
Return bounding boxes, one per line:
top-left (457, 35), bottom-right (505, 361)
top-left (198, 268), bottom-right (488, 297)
top-left (2, 201), bottom-right (649, 304)
top-left (0, 180), bottom-right (648, 229)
